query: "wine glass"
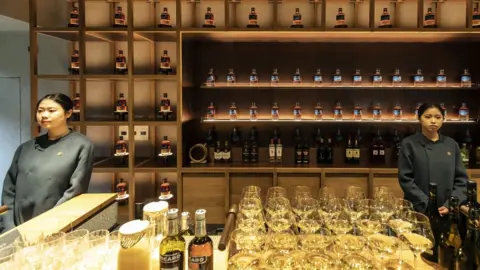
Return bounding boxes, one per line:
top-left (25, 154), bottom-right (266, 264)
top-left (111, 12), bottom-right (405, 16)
top-left (299, 228), bottom-right (333, 252)
top-left (367, 233), bottom-right (401, 267)
top-left (0, 246), bottom-right (17, 268)
top-left (318, 187), bottom-right (336, 201)
top-left (399, 212), bottom-right (434, 269)
top-left (242, 186), bottom-right (262, 198)
top-left (266, 229), bottom-right (298, 252)
top-left (357, 213), bottom-right (383, 236)
top-left (266, 186), bottom-right (287, 202)
top-left (318, 198), bottom-right (343, 220)
top-left (293, 197), bottom-right (317, 218)
top-left (265, 211), bottom-right (296, 233)
top-left (345, 186), bottom-right (366, 201)
top-left (372, 199), bottom-right (396, 232)
top-left (325, 212), bottom-right (352, 236)
top-left (265, 197), bottom-right (291, 216)
top-left (394, 199), bottom-right (414, 218)
top-left (343, 198), bottom-right (370, 230)
top-left (239, 198), bottom-right (263, 219)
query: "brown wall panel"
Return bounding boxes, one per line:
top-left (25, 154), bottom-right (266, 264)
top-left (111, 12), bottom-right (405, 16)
top-left (183, 173), bottom-right (226, 223)
top-left (277, 173), bottom-right (321, 200)
top-left (372, 173), bottom-right (404, 199)
top-left (322, 173), bottom-right (369, 198)
top-left (230, 173), bottom-right (273, 205)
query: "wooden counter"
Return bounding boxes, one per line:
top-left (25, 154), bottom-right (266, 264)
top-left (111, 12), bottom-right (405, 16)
top-left (0, 193), bottom-right (117, 246)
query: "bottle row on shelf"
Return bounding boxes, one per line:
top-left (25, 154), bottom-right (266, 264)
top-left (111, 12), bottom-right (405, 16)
top-left (69, 49), bottom-right (174, 75)
top-left (115, 135), bottom-right (173, 158)
top-left (204, 68), bottom-right (474, 88)
top-left (204, 101), bottom-right (472, 122)
top-left (70, 92), bottom-right (174, 122)
top-left (116, 177), bottom-right (173, 201)
top-left (65, 4), bottom-right (480, 29)
top-left (205, 126), bottom-right (477, 166)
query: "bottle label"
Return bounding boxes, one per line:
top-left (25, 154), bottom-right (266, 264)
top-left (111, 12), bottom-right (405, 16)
top-left (269, 146), bottom-right (276, 158)
top-left (346, 149), bottom-right (353, 158)
top-left (250, 75), bottom-right (258, 83)
top-left (473, 14), bottom-right (480, 26)
top-left (222, 151), bottom-right (231, 160)
top-left (373, 109), bottom-right (381, 116)
top-left (271, 75), bottom-right (279, 83)
top-left (336, 14), bottom-right (345, 25)
top-left (189, 256), bottom-right (207, 264)
top-left (250, 109), bottom-right (257, 120)
top-left (373, 150), bottom-right (378, 155)
top-left (379, 149), bottom-right (385, 156)
top-left (276, 146), bottom-right (282, 158)
top-left (393, 109), bottom-right (401, 116)
top-left (161, 57), bottom-right (171, 69)
top-left (248, 14), bottom-right (257, 25)
top-left (373, 75), bottom-right (382, 82)
top-left (160, 14), bottom-right (171, 25)
top-left (414, 75), bottom-right (424, 82)
top-left (161, 252), bottom-right (182, 264)
top-left (189, 244), bottom-right (213, 269)
top-left (380, 14), bottom-right (391, 25)
top-left (314, 109), bottom-right (323, 116)
top-left (333, 75), bottom-right (342, 82)
top-left (114, 14), bottom-right (125, 25)
top-left (459, 109), bottom-right (469, 116)
top-left (271, 109), bottom-right (279, 118)
top-left (353, 149), bottom-right (360, 158)
top-left (437, 75), bottom-right (446, 82)
top-left (314, 75), bottom-right (322, 82)
top-left (227, 75), bottom-right (235, 83)
top-left (214, 151), bottom-right (222, 160)
top-left (424, 14), bottom-right (435, 25)
top-left (293, 109), bottom-right (301, 117)
top-left (353, 75), bottom-right (362, 82)
top-left (161, 100), bottom-right (171, 112)
top-left (293, 14), bottom-right (302, 25)
top-left (205, 14), bottom-right (214, 25)
top-left (354, 109), bottom-right (361, 116)
top-left (334, 109), bottom-right (342, 116)
top-left (461, 75), bottom-right (471, 83)
top-left (229, 109), bottom-right (237, 117)
top-left (116, 59), bottom-right (126, 70)
top-left (393, 75), bottom-right (401, 82)
top-left (293, 75), bottom-right (301, 83)
top-left (207, 75), bottom-right (215, 83)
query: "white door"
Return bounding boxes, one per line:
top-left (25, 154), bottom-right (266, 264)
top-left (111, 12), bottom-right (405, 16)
top-left (0, 77), bottom-right (21, 204)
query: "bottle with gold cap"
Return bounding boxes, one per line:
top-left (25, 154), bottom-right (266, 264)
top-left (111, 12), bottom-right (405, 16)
top-left (160, 208), bottom-right (185, 269)
top-left (188, 209), bottom-right (214, 270)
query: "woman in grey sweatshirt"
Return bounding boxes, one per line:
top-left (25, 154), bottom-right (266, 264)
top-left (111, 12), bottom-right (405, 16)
top-left (1, 93), bottom-right (94, 233)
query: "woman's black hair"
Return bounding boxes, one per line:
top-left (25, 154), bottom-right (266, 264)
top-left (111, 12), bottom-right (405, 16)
top-left (417, 103), bottom-right (445, 120)
top-left (36, 93), bottom-right (74, 116)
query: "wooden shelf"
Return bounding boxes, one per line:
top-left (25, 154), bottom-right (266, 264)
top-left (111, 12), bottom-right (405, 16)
top-left (200, 83), bottom-right (479, 90)
top-left (132, 120), bottom-right (178, 126)
top-left (200, 118), bottom-right (478, 124)
top-left (134, 157), bottom-right (177, 172)
top-left (35, 74), bottom-right (80, 80)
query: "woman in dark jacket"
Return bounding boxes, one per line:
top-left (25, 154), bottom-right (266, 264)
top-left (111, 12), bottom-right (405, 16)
top-left (1, 93), bottom-right (94, 233)
top-left (398, 103), bottom-right (468, 214)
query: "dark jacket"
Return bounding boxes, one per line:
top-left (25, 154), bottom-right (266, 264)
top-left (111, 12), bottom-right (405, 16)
top-left (1, 131), bottom-right (94, 233)
top-left (398, 133), bottom-right (468, 213)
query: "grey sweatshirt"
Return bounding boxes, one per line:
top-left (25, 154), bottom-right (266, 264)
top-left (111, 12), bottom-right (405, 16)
top-left (398, 132), bottom-right (468, 213)
top-left (1, 131), bottom-right (94, 232)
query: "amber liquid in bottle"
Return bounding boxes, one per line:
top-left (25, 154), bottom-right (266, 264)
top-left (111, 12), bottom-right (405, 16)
top-left (160, 178), bottom-right (171, 196)
top-left (116, 136), bottom-right (128, 155)
top-left (188, 209), bottom-right (214, 270)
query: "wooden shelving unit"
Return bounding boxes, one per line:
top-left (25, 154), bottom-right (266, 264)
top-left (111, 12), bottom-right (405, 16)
top-left (29, 0), bottom-right (480, 223)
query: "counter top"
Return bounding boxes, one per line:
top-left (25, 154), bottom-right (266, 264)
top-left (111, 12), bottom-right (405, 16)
top-left (0, 193), bottom-right (116, 243)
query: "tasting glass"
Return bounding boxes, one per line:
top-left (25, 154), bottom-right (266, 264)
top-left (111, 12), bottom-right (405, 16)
top-left (237, 212), bottom-right (266, 233)
top-left (299, 228), bottom-right (333, 252)
top-left (372, 198), bottom-right (396, 232)
top-left (325, 211), bottom-right (351, 236)
top-left (304, 252), bottom-right (336, 270)
top-left (105, 231), bottom-right (120, 270)
top-left (266, 229), bottom-right (298, 252)
top-left (230, 229), bottom-right (266, 255)
top-left (0, 245), bottom-right (17, 268)
top-left (265, 250), bottom-right (304, 269)
top-left (41, 232), bottom-right (66, 269)
top-left (318, 197), bottom-right (343, 220)
top-left (318, 187), bottom-right (336, 201)
top-left (292, 197), bottom-right (317, 218)
top-left (14, 234), bottom-right (43, 268)
top-left (297, 215), bottom-right (322, 234)
top-left (265, 197), bottom-right (291, 216)
top-left (373, 186), bottom-right (391, 199)
top-left (367, 233), bottom-right (401, 267)
top-left (357, 213), bottom-right (383, 236)
top-left (64, 229), bottom-right (89, 265)
top-left (341, 252), bottom-right (376, 270)
top-left (335, 234), bottom-right (367, 255)
top-left (239, 197), bottom-right (263, 219)
top-left (400, 211), bottom-right (434, 269)
top-left (343, 198), bottom-right (371, 229)
top-left (265, 211), bottom-right (296, 233)
top-left (345, 186), bottom-right (366, 201)
top-left (266, 186), bottom-right (287, 202)
top-left (228, 253), bottom-right (263, 270)
top-left (241, 186), bottom-right (262, 199)
top-left (394, 199), bottom-right (414, 218)
top-left (292, 186), bottom-right (312, 204)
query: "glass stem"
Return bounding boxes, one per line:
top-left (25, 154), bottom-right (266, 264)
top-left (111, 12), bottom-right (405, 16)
top-left (413, 254), bottom-right (418, 268)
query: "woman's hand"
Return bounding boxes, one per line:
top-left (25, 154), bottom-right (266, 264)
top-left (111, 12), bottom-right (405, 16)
top-left (438, 206), bottom-right (449, 217)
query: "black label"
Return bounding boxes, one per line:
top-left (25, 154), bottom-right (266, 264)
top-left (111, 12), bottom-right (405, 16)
top-left (161, 14), bottom-right (169, 20)
top-left (249, 14), bottom-right (257, 20)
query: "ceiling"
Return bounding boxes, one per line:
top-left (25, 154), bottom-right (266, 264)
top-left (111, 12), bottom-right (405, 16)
top-left (0, 15), bottom-right (28, 32)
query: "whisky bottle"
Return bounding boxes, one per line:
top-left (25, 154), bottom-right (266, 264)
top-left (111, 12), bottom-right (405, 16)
top-left (372, 102), bottom-right (382, 120)
top-left (181, 212), bottom-right (194, 236)
top-left (159, 7), bottom-right (172, 28)
top-left (230, 127), bottom-right (241, 146)
top-left (461, 69), bottom-right (472, 87)
top-left (247, 7), bottom-right (260, 28)
top-left (335, 8), bottom-right (347, 28)
top-left (188, 209), bottom-right (214, 270)
top-left (203, 7), bottom-right (216, 28)
top-left (291, 8), bottom-right (303, 28)
top-left (424, 7), bottom-right (437, 28)
top-left (302, 139), bottom-right (310, 164)
top-left (160, 93), bottom-right (171, 113)
top-left (353, 139), bottom-right (360, 164)
top-left (249, 68), bottom-right (259, 86)
top-left (69, 49), bottom-right (80, 75)
top-left (223, 141), bottom-right (231, 162)
top-left (473, 8), bottom-right (480, 28)
top-left (271, 102), bottom-right (279, 120)
top-left (229, 102), bottom-right (238, 120)
top-left (269, 139), bottom-right (276, 163)
top-left (160, 178), bottom-right (171, 197)
top-left (206, 68), bottom-right (215, 87)
top-left (206, 101), bottom-right (216, 120)
top-left (393, 102), bottom-right (402, 120)
top-left (415, 102), bottom-right (422, 119)
top-left (160, 50), bottom-right (172, 75)
top-left (72, 93), bottom-right (80, 121)
top-left (250, 141), bottom-right (258, 163)
top-left (160, 209), bottom-right (185, 269)
top-left (293, 102), bottom-right (302, 120)
top-left (113, 6), bottom-right (126, 27)
top-left (293, 68), bottom-right (302, 85)
top-left (276, 139), bottom-right (283, 163)
top-left (115, 50), bottom-right (127, 74)
top-left (436, 69), bottom-right (447, 87)
top-left (214, 141), bottom-right (222, 162)
top-left (68, 6), bottom-right (79, 27)
top-left (379, 8), bottom-right (392, 28)
top-left (115, 93), bottom-right (128, 112)
top-left (459, 102), bottom-right (469, 121)
top-left (440, 102), bottom-right (447, 120)
top-left (373, 68), bottom-right (382, 87)
top-left (326, 138), bottom-right (333, 164)
top-left (424, 183), bottom-right (441, 262)
top-left (227, 68), bottom-right (236, 86)
top-left (249, 102), bottom-right (258, 121)
top-left (392, 68), bottom-right (402, 86)
top-left (333, 69), bottom-right (342, 85)
top-left (438, 197), bottom-right (462, 269)
top-left (271, 68), bottom-right (280, 86)
top-left (115, 136), bottom-right (128, 155)
top-left (346, 138), bottom-right (353, 163)
top-left (116, 178), bottom-right (127, 198)
top-left (334, 101), bottom-right (343, 120)
top-left (353, 104), bottom-right (362, 120)
top-left (353, 69), bottom-right (362, 86)
top-left (161, 136), bottom-right (172, 156)
top-left (313, 68), bottom-right (323, 86)
top-left (461, 143), bottom-right (470, 167)
top-left (242, 142), bottom-right (250, 163)
top-left (414, 69), bottom-right (424, 87)
top-left (314, 102), bottom-right (323, 120)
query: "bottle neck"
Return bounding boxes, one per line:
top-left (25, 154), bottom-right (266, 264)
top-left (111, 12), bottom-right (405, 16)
top-left (449, 208), bottom-right (460, 224)
top-left (167, 217), bottom-right (179, 236)
top-left (195, 219), bottom-right (207, 237)
top-left (467, 188), bottom-right (477, 204)
top-left (181, 217), bottom-right (189, 231)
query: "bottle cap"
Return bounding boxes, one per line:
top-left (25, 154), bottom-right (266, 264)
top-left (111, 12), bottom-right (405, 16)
top-left (467, 180), bottom-right (477, 189)
top-left (167, 208), bottom-right (179, 219)
top-left (119, 219), bottom-right (150, 235)
top-left (195, 209), bottom-right (207, 220)
top-left (181, 211), bottom-right (190, 219)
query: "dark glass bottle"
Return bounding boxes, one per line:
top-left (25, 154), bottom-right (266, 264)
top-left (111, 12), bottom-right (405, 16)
top-left (346, 137), bottom-right (353, 164)
top-left (180, 212), bottom-right (194, 236)
top-left (188, 209), bottom-right (214, 270)
top-left (205, 127), bottom-right (216, 147)
top-left (213, 141), bottom-right (222, 162)
top-left (459, 181), bottom-right (479, 239)
top-left (326, 138), bottom-right (333, 164)
top-left (424, 183), bottom-right (441, 262)
top-left (230, 127), bottom-right (241, 147)
top-left (160, 209), bottom-right (185, 269)
top-left (294, 128), bottom-right (302, 145)
top-left (302, 138), bottom-right (309, 164)
top-left (317, 137), bottom-right (326, 164)
top-left (242, 142), bottom-right (250, 163)
top-left (250, 141), bottom-right (258, 163)
top-left (439, 196), bottom-right (462, 269)
top-left (392, 128), bottom-right (401, 162)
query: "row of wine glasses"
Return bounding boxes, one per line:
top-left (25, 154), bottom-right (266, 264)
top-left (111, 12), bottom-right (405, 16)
top-left (228, 185), bottom-right (435, 269)
top-left (0, 229), bottom-right (120, 269)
